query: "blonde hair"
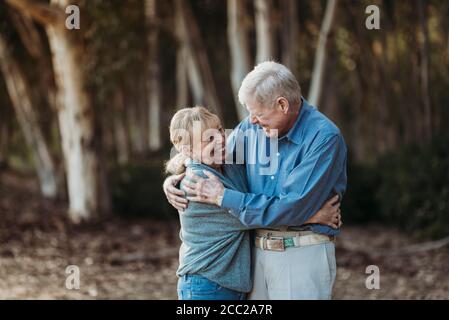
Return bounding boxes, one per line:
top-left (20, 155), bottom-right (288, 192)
top-left (166, 106), bottom-right (221, 174)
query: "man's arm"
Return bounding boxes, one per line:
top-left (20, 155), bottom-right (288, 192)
top-left (221, 134), bottom-right (347, 228)
top-left (183, 133), bottom-right (347, 227)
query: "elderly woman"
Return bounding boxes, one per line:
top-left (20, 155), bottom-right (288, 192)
top-left (166, 106), bottom-right (341, 300)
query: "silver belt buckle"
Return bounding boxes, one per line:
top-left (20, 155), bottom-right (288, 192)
top-left (258, 236), bottom-right (267, 250)
top-left (267, 236), bottom-right (285, 251)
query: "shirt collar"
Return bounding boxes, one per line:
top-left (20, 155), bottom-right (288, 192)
top-left (284, 97), bottom-right (311, 145)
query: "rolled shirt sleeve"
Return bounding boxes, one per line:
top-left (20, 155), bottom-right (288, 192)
top-left (221, 134), bottom-right (347, 228)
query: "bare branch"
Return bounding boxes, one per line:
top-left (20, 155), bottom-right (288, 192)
top-left (8, 9), bottom-right (44, 58)
top-left (6, 0), bottom-right (64, 26)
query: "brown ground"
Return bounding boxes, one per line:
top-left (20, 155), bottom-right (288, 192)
top-left (1, 171), bottom-right (448, 299)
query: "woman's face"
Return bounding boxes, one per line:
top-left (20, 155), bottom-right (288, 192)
top-left (192, 124), bottom-right (226, 168)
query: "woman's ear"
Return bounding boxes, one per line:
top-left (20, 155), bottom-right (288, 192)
top-left (179, 144), bottom-right (191, 157)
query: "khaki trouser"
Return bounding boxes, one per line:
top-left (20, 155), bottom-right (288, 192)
top-left (248, 234), bottom-right (336, 300)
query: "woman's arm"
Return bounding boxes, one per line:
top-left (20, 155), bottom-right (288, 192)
top-left (303, 195), bottom-right (342, 229)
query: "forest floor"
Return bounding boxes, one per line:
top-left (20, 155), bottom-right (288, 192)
top-left (1, 170), bottom-right (448, 300)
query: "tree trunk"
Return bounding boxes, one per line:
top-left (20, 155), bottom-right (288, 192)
top-left (227, 0), bottom-right (250, 120)
top-left (113, 88), bottom-right (130, 165)
top-left (7, 0), bottom-right (111, 222)
top-left (176, 44), bottom-right (189, 108)
top-left (145, 0), bottom-right (162, 151)
top-left (9, 6), bottom-right (59, 113)
top-left (175, 1), bottom-right (202, 107)
top-left (138, 72), bottom-right (149, 153)
top-left (10, 9), bottom-right (65, 179)
top-left (308, 0), bottom-right (338, 107)
top-left (0, 109), bottom-right (10, 169)
top-left (281, 0), bottom-right (299, 75)
top-left (175, 5), bottom-right (189, 109)
top-left (255, 0), bottom-right (274, 63)
top-left (47, 17), bottom-right (105, 221)
top-left (0, 31), bottom-right (59, 199)
top-left (126, 92), bottom-right (146, 155)
top-left (418, 0), bottom-right (432, 141)
top-left (175, 0), bottom-right (222, 117)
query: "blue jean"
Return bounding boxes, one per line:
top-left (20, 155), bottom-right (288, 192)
top-left (177, 274), bottom-right (246, 300)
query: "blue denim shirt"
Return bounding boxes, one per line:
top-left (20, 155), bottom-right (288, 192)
top-left (221, 98), bottom-right (347, 236)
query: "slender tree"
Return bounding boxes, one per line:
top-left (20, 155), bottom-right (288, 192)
top-left (175, 3), bottom-right (202, 108)
top-left (145, 0), bottom-right (162, 151)
top-left (7, 0), bottom-right (111, 222)
top-left (176, 44), bottom-right (189, 108)
top-left (175, 2), bottom-right (189, 110)
top-left (113, 87), bottom-right (130, 165)
top-left (0, 31), bottom-right (59, 198)
top-left (227, 0), bottom-right (250, 120)
top-left (418, 0), bottom-right (432, 141)
top-left (175, 0), bottom-right (222, 118)
top-left (255, 0), bottom-right (274, 63)
top-left (126, 77), bottom-right (147, 155)
top-left (281, 0), bottom-right (299, 75)
top-left (9, 10), bottom-right (58, 113)
top-left (308, 0), bottom-right (338, 107)
top-left (0, 116), bottom-right (8, 168)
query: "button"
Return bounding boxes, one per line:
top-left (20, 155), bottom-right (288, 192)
top-left (276, 152), bottom-right (280, 157)
top-left (271, 176), bottom-right (275, 180)
top-left (228, 210), bottom-right (233, 214)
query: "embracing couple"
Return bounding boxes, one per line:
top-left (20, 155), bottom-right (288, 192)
top-left (163, 61), bottom-right (347, 300)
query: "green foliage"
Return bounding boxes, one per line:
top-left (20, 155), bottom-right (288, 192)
top-left (80, 0), bottom-right (146, 102)
top-left (344, 134), bottom-right (449, 239)
top-left (341, 158), bottom-right (381, 224)
top-left (377, 133), bottom-right (449, 238)
top-left (110, 158), bottom-right (177, 220)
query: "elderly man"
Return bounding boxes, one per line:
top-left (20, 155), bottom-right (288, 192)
top-left (164, 61), bottom-right (347, 300)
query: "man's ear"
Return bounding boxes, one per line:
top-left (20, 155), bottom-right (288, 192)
top-left (277, 97), bottom-right (290, 114)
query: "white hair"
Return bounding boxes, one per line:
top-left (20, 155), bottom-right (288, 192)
top-left (238, 61), bottom-right (302, 109)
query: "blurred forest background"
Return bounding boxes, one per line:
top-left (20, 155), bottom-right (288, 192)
top-left (0, 0), bottom-right (448, 299)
